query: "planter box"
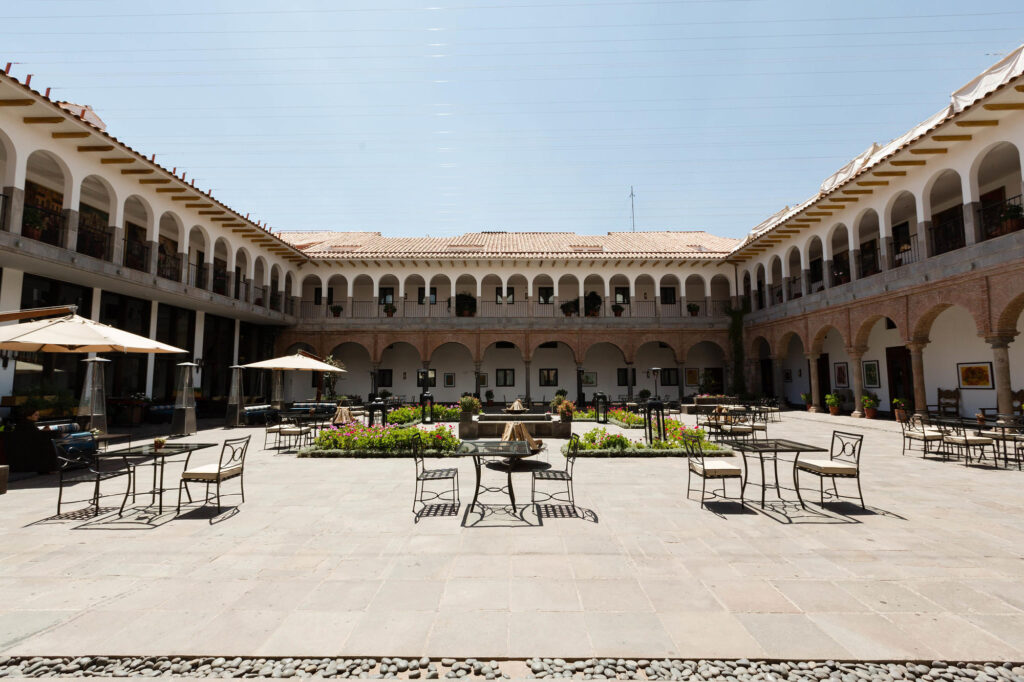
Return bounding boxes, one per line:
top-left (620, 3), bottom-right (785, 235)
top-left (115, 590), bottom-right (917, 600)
top-left (562, 445), bottom-right (734, 458)
top-left (298, 448), bottom-right (454, 459)
top-left (0, 465), bottom-right (8, 494)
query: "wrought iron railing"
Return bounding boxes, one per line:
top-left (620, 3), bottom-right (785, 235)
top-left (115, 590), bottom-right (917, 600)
top-left (768, 284), bottom-right (783, 306)
top-left (352, 300), bottom-right (377, 317)
top-left (505, 301), bottom-right (528, 317)
top-left (929, 209), bottom-right (966, 256)
top-left (252, 285), bottom-right (267, 307)
top-left (269, 291), bottom-right (282, 312)
top-left (978, 194), bottom-right (1024, 241)
top-left (631, 301), bottom-right (656, 317)
top-left (186, 262), bottom-right (207, 289)
top-left (301, 301), bottom-right (327, 318)
top-left (157, 253), bottom-right (182, 282)
top-left (661, 301), bottom-right (681, 317)
top-left (212, 267), bottom-right (227, 295)
top-left (76, 224), bottom-right (112, 261)
top-left (123, 238), bottom-right (150, 272)
top-left (889, 235), bottom-right (922, 269)
top-left (786, 276), bottom-right (802, 300)
top-left (708, 299), bottom-right (731, 317)
top-left (22, 204), bottom-right (65, 247)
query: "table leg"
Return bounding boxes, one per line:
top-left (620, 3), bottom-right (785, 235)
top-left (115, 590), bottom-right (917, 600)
top-left (151, 461), bottom-right (157, 506)
top-left (158, 457), bottom-right (166, 514)
top-left (507, 467), bottom-right (516, 513)
top-left (759, 455), bottom-right (766, 508)
top-left (772, 454), bottom-right (781, 497)
top-left (470, 460), bottom-right (482, 513)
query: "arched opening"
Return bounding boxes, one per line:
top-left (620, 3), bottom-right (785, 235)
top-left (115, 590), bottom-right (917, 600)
top-left (608, 274), bottom-right (629, 317)
top-left (583, 274), bottom-right (605, 317)
top-left (430, 342), bottom-right (476, 401)
top-left (634, 341), bottom-right (677, 400)
top-left (532, 274), bottom-right (555, 317)
top-left (975, 141), bottom-right (1023, 241)
top-left (634, 275), bottom-right (656, 317)
top-left (482, 341), bottom-right (525, 405)
top-left (379, 341), bottom-right (421, 401)
top-left (480, 274), bottom-right (503, 317)
top-left (283, 341), bottom-right (317, 402)
top-left (211, 238), bottom-right (229, 295)
top-left (855, 210), bottom-right (881, 278)
top-left (754, 264), bottom-right (767, 309)
top-left (326, 274), bottom-right (348, 316)
top-left (186, 226), bottom-right (209, 288)
top-left (785, 247), bottom-right (803, 300)
top-left (684, 274), bottom-right (707, 315)
top-left (156, 212), bottom-right (183, 281)
top-left (582, 341), bottom-right (627, 400)
top-left (927, 169), bottom-right (966, 256)
top-left (768, 257), bottom-right (784, 306)
top-left (779, 332), bottom-right (809, 407)
top-left (855, 316), bottom-right (908, 413)
top-left (659, 274), bottom-right (681, 317)
top-left (709, 274), bottom-right (731, 316)
top-left (77, 175), bottom-right (114, 261)
top-left (426, 274), bottom-right (451, 318)
top-left (351, 274), bottom-right (375, 317)
top-left (685, 341), bottom-right (726, 396)
top-left (532, 341), bottom-right (578, 404)
top-left (122, 196), bottom-right (152, 273)
top-left (506, 274), bottom-right (528, 317)
top-left (234, 248), bottom-right (250, 300)
top-left (269, 264), bottom-right (282, 311)
top-left (22, 150), bottom-right (68, 247)
top-left (403, 274), bottom-right (427, 317)
top-left (557, 274), bottom-right (580, 317)
top-left (812, 325), bottom-right (852, 412)
top-left (806, 237), bottom-right (825, 293)
top-left (329, 342), bottom-right (372, 401)
top-left (0, 132), bottom-right (14, 216)
top-left (829, 224), bottom-right (851, 286)
top-left (752, 337), bottom-right (774, 397)
top-left (454, 274), bottom-right (477, 318)
top-left (920, 305), bottom-right (992, 417)
top-left (284, 273), bottom-right (294, 314)
top-left (378, 274), bottom-right (399, 316)
top-left (252, 257), bottom-right (268, 307)
top-left (299, 275), bottom-right (324, 318)
top-left (741, 271), bottom-right (753, 311)
top-left (890, 191), bottom-right (920, 268)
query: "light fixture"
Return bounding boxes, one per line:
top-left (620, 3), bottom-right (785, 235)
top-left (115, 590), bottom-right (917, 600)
top-left (0, 350), bottom-right (13, 369)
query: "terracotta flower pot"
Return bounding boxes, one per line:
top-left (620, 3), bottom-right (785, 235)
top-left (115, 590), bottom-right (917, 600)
top-left (805, 403), bottom-right (813, 411)
top-left (828, 406), bottom-right (840, 416)
top-left (864, 407), bottom-right (877, 419)
top-left (894, 408), bottom-right (907, 423)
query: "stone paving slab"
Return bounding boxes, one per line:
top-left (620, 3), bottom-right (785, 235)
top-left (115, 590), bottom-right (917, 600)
top-left (1, 412), bottom-right (1023, 660)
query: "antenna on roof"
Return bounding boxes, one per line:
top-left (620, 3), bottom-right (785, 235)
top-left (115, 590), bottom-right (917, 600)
top-left (629, 186), bottom-right (636, 232)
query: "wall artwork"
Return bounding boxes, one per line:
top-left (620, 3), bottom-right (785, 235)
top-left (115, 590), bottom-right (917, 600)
top-left (957, 362), bottom-right (993, 389)
top-left (862, 360), bottom-right (880, 389)
top-left (581, 371), bottom-right (598, 387)
top-left (443, 372), bottom-right (455, 388)
top-left (684, 368), bottom-right (700, 386)
top-left (783, 369), bottom-right (793, 383)
top-left (477, 372), bottom-right (488, 388)
top-left (833, 362), bottom-right (849, 388)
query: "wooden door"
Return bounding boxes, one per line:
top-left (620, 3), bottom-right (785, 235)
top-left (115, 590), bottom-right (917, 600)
top-left (886, 346), bottom-right (913, 410)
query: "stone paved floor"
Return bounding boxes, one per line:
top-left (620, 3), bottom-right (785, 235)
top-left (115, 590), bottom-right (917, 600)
top-left (2, 411), bottom-right (1023, 661)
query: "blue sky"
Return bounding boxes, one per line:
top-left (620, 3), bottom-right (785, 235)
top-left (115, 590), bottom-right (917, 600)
top-left (3, 1), bottom-right (1022, 239)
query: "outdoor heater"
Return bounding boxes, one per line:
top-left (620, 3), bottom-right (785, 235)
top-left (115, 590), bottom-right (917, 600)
top-left (644, 398), bottom-right (666, 444)
top-left (78, 357), bottom-right (110, 434)
top-left (368, 397), bottom-right (389, 427)
top-left (271, 369), bottom-right (284, 410)
top-left (593, 392), bottom-right (609, 424)
top-left (172, 361), bottom-right (198, 436)
top-left (420, 391), bottom-right (435, 424)
top-left (225, 365), bottom-right (244, 427)
top-left (648, 367), bottom-right (662, 401)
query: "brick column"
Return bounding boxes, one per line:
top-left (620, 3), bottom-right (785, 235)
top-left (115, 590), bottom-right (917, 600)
top-left (806, 353), bottom-right (822, 413)
top-left (987, 335), bottom-right (1015, 416)
top-left (847, 347), bottom-right (865, 418)
top-left (907, 341), bottom-right (928, 415)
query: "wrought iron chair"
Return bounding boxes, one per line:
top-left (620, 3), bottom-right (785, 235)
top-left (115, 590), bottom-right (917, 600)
top-left (719, 409), bottom-right (755, 442)
top-left (900, 414), bottom-right (943, 456)
top-left (263, 412), bottom-right (284, 450)
top-left (941, 419), bottom-right (996, 467)
top-left (928, 387), bottom-right (961, 418)
top-left (532, 433), bottom-right (579, 507)
top-left (684, 432), bottom-right (743, 509)
top-left (177, 435), bottom-right (251, 514)
top-left (794, 430), bottom-right (864, 508)
top-left (748, 406), bottom-right (769, 439)
top-left (54, 436), bottom-right (135, 517)
top-left (412, 432), bottom-right (459, 513)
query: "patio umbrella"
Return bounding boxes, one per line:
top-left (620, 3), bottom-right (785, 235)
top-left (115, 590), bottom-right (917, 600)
top-left (241, 353), bottom-right (346, 409)
top-left (0, 314), bottom-right (187, 354)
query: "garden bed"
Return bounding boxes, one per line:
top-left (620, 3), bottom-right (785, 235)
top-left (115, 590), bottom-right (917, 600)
top-left (297, 447), bottom-right (454, 459)
top-left (608, 417), bottom-right (644, 429)
top-left (562, 446), bottom-right (734, 458)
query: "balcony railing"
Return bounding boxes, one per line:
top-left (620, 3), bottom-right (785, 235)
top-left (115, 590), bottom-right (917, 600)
top-left (786, 276), bottom-right (802, 300)
top-left (123, 238), bottom-right (150, 273)
top-left (631, 300), bottom-right (656, 317)
top-left (236, 278), bottom-right (250, 302)
top-left (0, 193), bottom-right (7, 231)
top-left (212, 267), bottom-right (227, 296)
top-left (979, 194), bottom-right (1024, 241)
top-left (352, 300), bottom-right (377, 317)
top-left (22, 204), bottom-right (65, 247)
top-left (157, 253), bottom-right (182, 282)
top-left (708, 299), bottom-right (730, 317)
top-left (186, 262), bottom-right (207, 289)
top-left (252, 285), bottom-right (267, 307)
top-left (505, 301), bottom-right (528, 317)
top-left (858, 252), bottom-right (881, 279)
top-left (890, 235), bottom-right (922, 269)
top-left (269, 292), bottom-right (282, 312)
top-left (76, 224), bottom-right (112, 261)
top-left (768, 284), bottom-right (783, 306)
top-left (661, 301), bottom-right (681, 317)
top-left (929, 209), bottom-right (966, 256)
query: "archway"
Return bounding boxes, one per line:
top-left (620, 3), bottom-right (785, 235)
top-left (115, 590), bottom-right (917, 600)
top-left (532, 341), bottom-right (578, 404)
top-left (186, 226), bottom-right (209, 287)
top-left (583, 274), bottom-right (605, 317)
top-left (506, 274), bottom-right (529, 317)
top-left (811, 325), bottom-right (852, 412)
top-left (283, 341), bottom-right (317, 402)
top-left (855, 316), bottom-right (908, 413)
top-left (634, 341), bottom-right (677, 400)
top-left (927, 169), bottom-right (966, 256)
top-left (426, 274), bottom-right (451, 317)
top-left (889, 191), bottom-right (920, 267)
top-left (558, 274), bottom-right (581, 317)
top-left (806, 236), bottom-right (825, 293)
top-left (582, 341), bottom-right (627, 400)
top-left (77, 175), bottom-right (114, 261)
top-left (430, 342), bottom-right (475, 402)
top-left (331, 342), bottom-right (373, 401)
top-left (920, 305), bottom-right (993, 417)
top-left (685, 341), bottom-right (726, 395)
top-left (709, 274), bottom-right (731, 315)
top-left (454, 274), bottom-right (478, 318)
top-left (829, 224), bottom-right (851, 286)
top-left (211, 237), bottom-right (229, 295)
top-left (785, 247), bottom-right (802, 300)
top-left (234, 248), bottom-right (251, 300)
top-left (480, 274), bottom-right (503, 317)
top-left (379, 341), bottom-right (421, 401)
top-left (482, 341), bottom-right (525, 405)
top-left (351, 274), bottom-right (374, 317)
top-left (157, 212), bottom-right (183, 281)
top-left (974, 141), bottom-right (1023, 241)
top-left (754, 264), bottom-right (767, 308)
top-left (768, 256), bottom-right (783, 306)
top-left (779, 332), bottom-right (809, 407)
top-left (252, 257), bottom-right (268, 306)
top-left (855, 210), bottom-right (881, 277)
top-left (403, 274), bottom-right (426, 317)
top-left (634, 275), bottom-right (656, 317)
top-left (684, 274), bottom-right (707, 314)
top-left (23, 150), bottom-right (70, 247)
top-left (659, 273), bottom-right (682, 317)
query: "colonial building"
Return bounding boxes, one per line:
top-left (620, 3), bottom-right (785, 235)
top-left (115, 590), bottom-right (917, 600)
top-left (1, 47), bottom-right (1022, 418)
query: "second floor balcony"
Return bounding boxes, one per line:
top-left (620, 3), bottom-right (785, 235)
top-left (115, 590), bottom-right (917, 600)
top-left (157, 252), bottom-right (182, 282)
top-left (22, 204), bottom-right (66, 248)
top-left (123, 238), bottom-right (150, 273)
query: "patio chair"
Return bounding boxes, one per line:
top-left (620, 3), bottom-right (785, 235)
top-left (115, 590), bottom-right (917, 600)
top-left (54, 436), bottom-right (135, 517)
top-left (684, 432), bottom-right (743, 509)
top-left (532, 433), bottom-right (579, 508)
top-left (412, 433), bottom-right (459, 513)
top-left (277, 420), bottom-right (312, 451)
top-left (719, 409), bottom-right (754, 442)
top-left (263, 412), bottom-right (285, 450)
top-left (941, 419), bottom-right (996, 467)
top-left (794, 430), bottom-right (864, 508)
top-left (979, 415), bottom-right (1023, 468)
top-left (748, 406), bottom-right (769, 439)
top-left (177, 435), bottom-right (251, 515)
top-left (928, 388), bottom-right (961, 418)
top-left (900, 414), bottom-right (943, 456)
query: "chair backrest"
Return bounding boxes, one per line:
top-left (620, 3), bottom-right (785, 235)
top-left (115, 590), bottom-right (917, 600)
top-left (52, 436), bottom-right (97, 470)
top-left (411, 431), bottom-right (425, 476)
top-left (681, 430), bottom-right (705, 464)
top-left (565, 433), bottom-right (580, 475)
top-left (830, 431), bottom-right (863, 469)
top-left (264, 411), bottom-right (281, 428)
top-left (937, 388), bottom-right (960, 417)
top-left (219, 435), bottom-right (251, 472)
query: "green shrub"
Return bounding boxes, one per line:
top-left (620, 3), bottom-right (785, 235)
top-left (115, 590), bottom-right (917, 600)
top-left (313, 422), bottom-right (461, 454)
top-left (459, 395), bottom-right (482, 414)
top-left (387, 404), bottom-right (462, 424)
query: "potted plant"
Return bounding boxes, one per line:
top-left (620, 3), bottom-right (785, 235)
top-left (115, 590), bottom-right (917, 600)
top-left (611, 303), bottom-right (624, 317)
top-left (800, 392), bottom-right (812, 410)
top-left (382, 303), bottom-right (397, 317)
top-left (549, 394), bottom-right (564, 411)
top-left (892, 397), bottom-right (908, 422)
top-left (485, 389), bottom-right (494, 407)
top-left (637, 388), bottom-right (651, 402)
top-left (686, 302), bottom-right (700, 317)
top-left (825, 393), bottom-right (841, 416)
top-left (999, 202), bottom-right (1023, 234)
top-left (584, 291), bottom-right (602, 317)
top-left (459, 394), bottom-right (481, 416)
top-left (153, 437), bottom-right (167, 451)
top-left (560, 299), bottom-right (579, 317)
top-left (557, 400), bottom-right (575, 422)
top-left (861, 394), bottom-right (878, 419)
top-left (330, 304), bottom-right (343, 318)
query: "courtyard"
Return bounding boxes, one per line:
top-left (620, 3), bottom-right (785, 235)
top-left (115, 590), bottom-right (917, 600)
top-left (2, 411), bottom-right (1024, 667)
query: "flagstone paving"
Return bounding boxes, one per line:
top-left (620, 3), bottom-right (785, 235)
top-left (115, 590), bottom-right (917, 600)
top-left (1, 411), bottom-right (1023, 661)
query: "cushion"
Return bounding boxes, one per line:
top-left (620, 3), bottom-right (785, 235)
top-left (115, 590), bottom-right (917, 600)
top-left (797, 458), bottom-right (858, 475)
top-left (980, 430), bottom-right (1019, 440)
top-left (279, 427), bottom-right (309, 436)
top-left (907, 431), bottom-right (943, 441)
top-left (182, 463), bottom-right (242, 481)
top-left (720, 424), bottom-right (753, 433)
top-left (689, 458), bottom-right (742, 477)
top-left (944, 435), bottom-right (993, 446)
top-left (265, 425), bottom-right (284, 433)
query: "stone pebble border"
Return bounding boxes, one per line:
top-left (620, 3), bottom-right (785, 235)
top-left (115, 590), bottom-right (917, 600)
top-left (2, 657), bottom-right (1022, 680)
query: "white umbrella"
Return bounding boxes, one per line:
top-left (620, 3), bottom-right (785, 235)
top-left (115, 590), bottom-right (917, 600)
top-left (0, 314), bottom-right (186, 353)
top-left (241, 353), bottom-right (346, 373)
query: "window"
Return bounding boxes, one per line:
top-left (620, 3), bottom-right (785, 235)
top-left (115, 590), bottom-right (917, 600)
top-left (614, 287), bottom-right (630, 304)
top-left (378, 287), bottom-right (394, 305)
top-left (538, 286), bottom-right (554, 304)
top-left (377, 369), bottom-right (393, 387)
top-left (495, 287), bottom-right (504, 304)
top-left (416, 368), bottom-right (436, 388)
top-left (418, 287), bottom-right (437, 305)
top-left (539, 368), bottom-right (558, 386)
top-left (327, 287), bottom-right (334, 306)
top-left (313, 289), bottom-right (322, 305)
top-left (617, 368), bottom-right (636, 387)
top-left (661, 368), bottom-right (679, 386)
top-left (660, 287), bottom-right (676, 304)
top-left (496, 369), bottom-right (515, 386)
top-left (506, 287), bottom-right (514, 304)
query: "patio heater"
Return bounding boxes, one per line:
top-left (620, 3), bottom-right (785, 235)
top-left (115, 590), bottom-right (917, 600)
top-left (648, 367), bottom-right (662, 401)
top-left (172, 362), bottom-right (198, 436)
top-left (593, 392), bottom-right (609, 424)
top-left (368, 396), bottom-right (388, 427)
top-left (420, 391), bottom-right (435, 424)
top-left (644, 398), bottom-right (666, 445)
top-left (271, 369), bottom-right (284, 410)
top-left (225, 364), bottom-right (244, 427)
top-left (78, 357), bottom-right (109, 434)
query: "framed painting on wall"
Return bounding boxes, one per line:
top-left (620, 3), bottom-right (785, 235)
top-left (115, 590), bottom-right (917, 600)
top-left (834, 362), bottom-right (849, 388)
top-left (862, 360), bottom-right (880, 389)
top-left (684, 368), bottom-right (700, 386)
top-left (581, 371), bottom-right (598, 387)
top-left (443, 372), bottom-right (455, 388)
top-left (783, 369), bottom-right (793, 383)
top-left (477, 372), bottom-right (488, 388)
top-left (957, 362), bottom-right (993, 389)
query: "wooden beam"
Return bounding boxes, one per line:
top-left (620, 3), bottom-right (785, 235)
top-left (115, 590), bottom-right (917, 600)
top-left (858, 180), bottom-right (889, 186)
top-left (155, 187), bottom-right (187, 193)
top-left (955, 120), bottom-right (998, 127)
top-left (0, 99), bottom-right (34, 107)
top-left (76, 145), bottom-right (114, 152)
top-left (100, 157), bottom-right (135, 164)
top-left (210, 217), bottom-right (233, 222)
top-left (51, 131), bottom-right (90, 139)
top-left (909, 148), bottom-right (947, 155)
top-left (185, 203), bottom-right (213, 208)
top-left (120, 169), bottom-right (153, 175)
top-left (983, 102), bottom-right (1024, 111)
top-left (933, 134), bottom-right (971, 142)
top-left (171, 195), bottom-right (198, 201)
top-left (139, 178), bottom-right (171, 184)
top-left (830, 197), bottom-right (858, 202)
top-left (891, 160), bottom-right (927, 166)
top-left (806, 211), bottom-right (832, 216)
top-left (24, 116), bottom-right (63, 124)
top-left (197, 210), bottom-right (224, 215)
top-left (842, 189), bottom-right (873, 195)
top-left (1017, 85), bottom-right (1024, 92)
top-left (873, 171), bottom-right (906, 177)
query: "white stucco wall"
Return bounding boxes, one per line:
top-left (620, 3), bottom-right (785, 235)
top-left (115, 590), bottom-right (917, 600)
top-left (924, 306), bottom-right (997, 417)
top-left (782, 336), bottom-right (810, 406)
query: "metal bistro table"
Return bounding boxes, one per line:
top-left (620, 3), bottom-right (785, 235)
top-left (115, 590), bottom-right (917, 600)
top-left (111, 442), bottom-right (217, 513)
top-left (457, 440), bottom-right (548, 513)
top-left (724, 438), bottom-right (828, 508)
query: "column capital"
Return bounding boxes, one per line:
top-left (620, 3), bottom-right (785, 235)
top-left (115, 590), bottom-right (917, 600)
top-left (906, 339), bottom-right (929, 353)
top-left (985, 334), bottom-right (1016, 349)
top-left (845, 346), bottom-right (868, 359)
top-left (804, 353), bottom-right (820, 361)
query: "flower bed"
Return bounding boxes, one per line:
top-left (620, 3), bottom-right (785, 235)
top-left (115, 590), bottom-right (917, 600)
top-left (386, 404), bottom-right (462, 424)
top-left (299, 422), bottom-right (461, 458)
top-left (565, 422), bottom-right (725, 457)
top-left (573, 408), bottom-right (596, 422)
top-left (608, 407), bottom-right (645, 428)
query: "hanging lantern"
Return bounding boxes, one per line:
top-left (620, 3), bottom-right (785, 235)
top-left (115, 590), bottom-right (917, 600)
top-left (593, 392), bottom-right (609, 424)
top-left (420, 391), bottom-right (435, 424)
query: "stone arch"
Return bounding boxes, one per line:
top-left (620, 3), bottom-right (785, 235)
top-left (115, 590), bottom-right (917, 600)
top-left (330, 341), bottom-right (373, 400)
top-left (683, 337), bottom-right (727, 361)
top-left (581, 339), bottom-right (627, 365)
top-left (777, 329), bottom-right (807, 358)
top-left (969, 140), bottom-right (1022, 200)
top-left (235, 246), bottom-right (252, 281)
top-left (157, 210), bottom-right (184, 246)
top-left (25, 148), bottom-right (72, 200)
top-left (79, 174), bottom-right (115, 215)
top-left (810, 323), bottom-right (846, 355)
top-left (911, 302), bottom-right (987, 342)
top-left (852, 305), bottom-right (906, 349)
top-left (530, 337), bottom-right (580, 364)
top-left (0, 126), bottom-right (17, 187)
top-left (428, 340), bottom-right (474, 364)
top-left (684, 273), bottom-right (707, 301)
top-left (123, 194), bottom-right (153, 232)
top-left (709, 273), bottom-right (731, 301)
top-left (784, 245), bottom-right (802, 279)
top-left (749, 334), bottom-right (772, 358)
top-left (285, 341), bottom-right (316, 354)
top-left (252, 255), bottom-right (268, 287)
top-left (996, 292), bottom-right (1024, 337)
